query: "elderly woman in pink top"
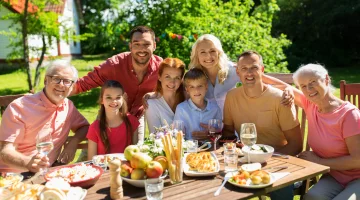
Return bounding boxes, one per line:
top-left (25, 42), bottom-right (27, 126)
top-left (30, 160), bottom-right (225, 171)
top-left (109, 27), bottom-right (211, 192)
top-left (265, 64), bottom-right (360, 200)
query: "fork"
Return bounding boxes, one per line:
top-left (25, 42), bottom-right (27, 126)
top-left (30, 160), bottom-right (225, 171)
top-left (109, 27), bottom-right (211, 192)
top-left (214, 176), bottom-right (230, 196)
top-left (272, 153), bottom-right (289, 159)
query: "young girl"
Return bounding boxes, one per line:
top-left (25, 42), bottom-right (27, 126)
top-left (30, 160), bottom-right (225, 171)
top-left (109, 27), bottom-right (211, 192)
top-left (87, 80), bottom-right (139, 160)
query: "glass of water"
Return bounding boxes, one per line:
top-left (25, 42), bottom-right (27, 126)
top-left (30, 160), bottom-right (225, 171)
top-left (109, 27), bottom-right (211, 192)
top-left (223, 142), bottom-right (237, 172)
top-left (145, 178), bottom-right (164, 200)
top-left (36, 128), bottom-right (54, 174)
top-left (186, 140), bottom-right (198, 153)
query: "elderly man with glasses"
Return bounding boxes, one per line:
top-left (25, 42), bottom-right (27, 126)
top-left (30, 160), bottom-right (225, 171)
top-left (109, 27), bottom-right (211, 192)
top-left (0, 60), bottom-right (89, 173)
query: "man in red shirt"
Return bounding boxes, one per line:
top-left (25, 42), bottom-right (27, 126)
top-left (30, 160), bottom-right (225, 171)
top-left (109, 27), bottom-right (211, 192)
top-left (72, 26), bottom-right (163, 141)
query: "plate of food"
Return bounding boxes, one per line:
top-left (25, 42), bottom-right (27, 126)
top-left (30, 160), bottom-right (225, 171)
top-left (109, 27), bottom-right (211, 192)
top-left (226, 169), bottom-right (275, 189)
top-left (0, 173), bottom-right (23, 188)
top-left (45, 163), bottom-right (103, 188)
top-left (183, 152), bottom-right (220, 176)
top-left (1, 179), bottom-right (87, 200)
top-left (92, 153), bottom-right (125, 166)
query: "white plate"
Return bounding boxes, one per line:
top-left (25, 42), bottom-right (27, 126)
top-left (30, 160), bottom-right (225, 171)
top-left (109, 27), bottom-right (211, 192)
top-left (107, 153), bottom-right (125, 160)
top-left (183, 152), bottom-right (220, 177)
top-left (226, 171), bottom-right (276, 189)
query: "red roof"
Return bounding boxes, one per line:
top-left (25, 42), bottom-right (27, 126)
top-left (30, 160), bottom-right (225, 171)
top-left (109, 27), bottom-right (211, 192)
top-left (44, 0), bottom-right (66, 14)
top-left (3, 0), bottom-right (38, 13)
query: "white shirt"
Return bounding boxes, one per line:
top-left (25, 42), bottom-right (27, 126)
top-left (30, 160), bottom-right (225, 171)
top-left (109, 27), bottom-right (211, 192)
top-left (145, 96), bottom-right (175, 133)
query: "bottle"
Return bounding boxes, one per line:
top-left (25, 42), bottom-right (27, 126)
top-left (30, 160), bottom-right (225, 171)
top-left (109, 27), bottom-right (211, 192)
top-left (108, 159), bottom-right (123, 199)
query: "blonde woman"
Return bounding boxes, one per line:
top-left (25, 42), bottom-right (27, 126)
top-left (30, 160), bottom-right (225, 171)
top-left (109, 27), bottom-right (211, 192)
top-left (189, 34), bottom-right (239, 115)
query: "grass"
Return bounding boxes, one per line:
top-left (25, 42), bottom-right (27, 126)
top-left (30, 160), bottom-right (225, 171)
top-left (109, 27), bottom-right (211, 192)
top-left (0, 58), bottom-right (359, 199)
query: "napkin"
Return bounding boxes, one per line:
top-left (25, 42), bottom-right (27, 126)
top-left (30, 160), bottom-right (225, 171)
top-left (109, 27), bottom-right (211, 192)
top-left (272, 172), bottom-right (290, 182)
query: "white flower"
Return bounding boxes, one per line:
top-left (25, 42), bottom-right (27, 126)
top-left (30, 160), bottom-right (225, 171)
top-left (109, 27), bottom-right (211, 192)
top-left (153, 147), bottom-right (163, 154)
top-left (139, 145), bottom-right (150, 152)
top-left (154, 139), bottom-right (163, 147)
top-left (149, 133), bottom-right (156, 140)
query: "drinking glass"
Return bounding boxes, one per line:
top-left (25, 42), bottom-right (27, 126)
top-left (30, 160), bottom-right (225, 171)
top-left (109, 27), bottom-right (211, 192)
top-left (208, 119), bottom-right (223, 152)
top-left (145, 178), bottom-right (164, 200)
top-left (240, 123), bottom-right (257, 163)
top-left (172, 120), bottom-right (185, 137)
top-left (36, 128), bottom-right (54, 174)
top-left (223, 142), bottom-right (237, 172)
top-left (186, 140), bottom-right (198, 153)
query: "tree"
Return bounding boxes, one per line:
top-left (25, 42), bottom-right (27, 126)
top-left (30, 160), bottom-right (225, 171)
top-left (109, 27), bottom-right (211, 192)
top-left (1, 0), bottom-right (93, 91)
top-left (273, 0), bottom-right (360, 70)
top-left (82, 0), bottom-right (291, 72)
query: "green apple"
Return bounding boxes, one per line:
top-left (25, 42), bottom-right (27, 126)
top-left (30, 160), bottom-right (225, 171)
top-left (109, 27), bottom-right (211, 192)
top-left (130, 152), bottom-right (152, 169)
top-left (131, 168), bottom-right (145, 180)
top-left (124, 145), bottom-right (140, 161)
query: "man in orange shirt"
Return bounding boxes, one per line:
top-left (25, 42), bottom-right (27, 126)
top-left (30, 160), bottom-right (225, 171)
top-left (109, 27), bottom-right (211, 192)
top-left (223, 50), bottom-right (302, 200)
top-left (0, 60), bottom-right (89, 173)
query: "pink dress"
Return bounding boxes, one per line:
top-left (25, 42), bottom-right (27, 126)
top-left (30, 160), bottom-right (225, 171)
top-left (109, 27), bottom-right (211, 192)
top-left (301, 96), bottom-right (360, 186)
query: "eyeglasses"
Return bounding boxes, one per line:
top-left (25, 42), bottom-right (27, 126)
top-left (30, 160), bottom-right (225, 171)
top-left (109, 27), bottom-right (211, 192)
top-left (47, 76), bottom-right (74, 87)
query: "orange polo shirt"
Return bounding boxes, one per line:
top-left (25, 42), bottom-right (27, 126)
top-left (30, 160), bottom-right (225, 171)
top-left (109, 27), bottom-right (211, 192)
top-left (0, 91), bottom-right (89, 172)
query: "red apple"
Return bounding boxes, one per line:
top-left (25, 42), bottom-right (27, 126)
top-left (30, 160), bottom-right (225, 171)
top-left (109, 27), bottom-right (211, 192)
top-left (120, 161), bottom-right (133, 178)
top-left (131, 168), bottom-right (145, 180)
top-left (130, 153), bottom-right (152, 169)
top-left (146, 161), bottom-right (164, 178)
top-left (124, 145), bottom-right (140, 161)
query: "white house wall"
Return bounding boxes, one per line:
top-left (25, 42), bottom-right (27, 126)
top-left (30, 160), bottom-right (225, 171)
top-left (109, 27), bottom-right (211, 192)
top-left (28, 34), bottom-right (58, 59)
top-left (0, 5), bottom-right (22, 59)
top-left (59, 0), bottom-right (81, 55)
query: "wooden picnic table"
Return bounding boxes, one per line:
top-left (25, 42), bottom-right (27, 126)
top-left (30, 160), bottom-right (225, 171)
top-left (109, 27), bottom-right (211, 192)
top-left (25, 151), bottom-right (329, 200)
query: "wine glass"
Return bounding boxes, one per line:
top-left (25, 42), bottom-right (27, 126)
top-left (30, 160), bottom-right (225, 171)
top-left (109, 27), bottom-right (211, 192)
top-left (172, 120), bottom-right (185, 137)
top-left (208, 119), bottom-right (223, 152)
top-left (36, 128), bottom-right (54, 174)
top-left (240, 123), bottom-right (257, 163)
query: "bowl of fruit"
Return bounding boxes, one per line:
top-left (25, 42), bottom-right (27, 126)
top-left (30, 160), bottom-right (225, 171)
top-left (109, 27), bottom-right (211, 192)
top-left (121, 145), bottom-right (168, 188)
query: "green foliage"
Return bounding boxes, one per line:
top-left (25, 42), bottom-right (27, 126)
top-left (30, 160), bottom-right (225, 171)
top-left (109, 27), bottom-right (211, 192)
top-left (82, 0), bottom-right (291, 72)
top-left (273, 0), bottom-right (360, 71)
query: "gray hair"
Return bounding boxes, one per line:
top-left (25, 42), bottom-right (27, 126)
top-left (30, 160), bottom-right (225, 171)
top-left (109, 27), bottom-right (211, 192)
top-left (189, 34), bottom-right (230, 84)
top-left (45, 60), bottom-right (78, 81)
top-left (293, 64), bottom-right (336, 93)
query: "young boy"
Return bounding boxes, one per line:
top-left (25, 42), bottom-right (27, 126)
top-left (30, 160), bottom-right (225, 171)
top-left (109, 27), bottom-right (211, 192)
top-left (174, 68), bottom-right (222, 140)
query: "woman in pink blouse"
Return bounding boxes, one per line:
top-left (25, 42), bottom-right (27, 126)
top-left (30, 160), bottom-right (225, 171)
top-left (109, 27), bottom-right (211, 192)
top-left (265, 64), bottom-right (360, 200)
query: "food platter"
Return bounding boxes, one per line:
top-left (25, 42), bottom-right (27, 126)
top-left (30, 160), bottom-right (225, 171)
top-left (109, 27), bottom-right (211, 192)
top-left (226, 171), bottom-right (276, 189)
top-left (44, 163), bottom-right (103, 188)
top-left (0, 173), bottom-right (23, 188)
top-left (92, 153), bottom-right (125, 165)
top-left (183, 152), bottom-right (220, 177)
top-left (0, 181), bottom-right (87, 200)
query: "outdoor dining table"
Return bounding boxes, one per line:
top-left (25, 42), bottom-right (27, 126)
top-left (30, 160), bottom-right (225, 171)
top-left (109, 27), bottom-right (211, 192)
top-left (24, 148), bottom-right (330, 200)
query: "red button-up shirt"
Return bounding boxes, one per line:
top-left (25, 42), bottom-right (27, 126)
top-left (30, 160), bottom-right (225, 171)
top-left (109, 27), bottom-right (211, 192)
top-left (75, 52), bottom-right (163, 118)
